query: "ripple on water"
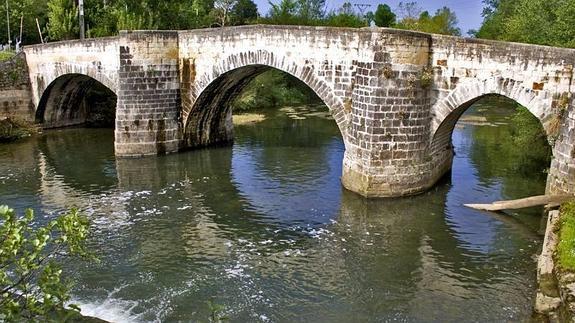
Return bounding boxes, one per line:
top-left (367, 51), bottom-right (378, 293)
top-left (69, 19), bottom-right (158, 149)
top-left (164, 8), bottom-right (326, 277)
top-left (0, 104), bottom-right (547, 322)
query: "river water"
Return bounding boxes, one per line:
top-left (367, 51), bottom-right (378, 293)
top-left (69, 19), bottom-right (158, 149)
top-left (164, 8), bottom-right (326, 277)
top-left (0, 101), bottom-right (546, 322)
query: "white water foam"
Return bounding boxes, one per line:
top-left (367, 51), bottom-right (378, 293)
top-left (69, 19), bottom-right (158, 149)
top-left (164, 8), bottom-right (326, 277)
top-left (71, 297), bottom-right (142, 323)
top-left (70, 285), bottom-right (144, 323)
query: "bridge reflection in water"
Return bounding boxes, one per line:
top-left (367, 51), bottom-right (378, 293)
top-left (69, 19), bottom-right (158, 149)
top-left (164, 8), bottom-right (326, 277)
top-left (0, 103), bottom-right (544, 321)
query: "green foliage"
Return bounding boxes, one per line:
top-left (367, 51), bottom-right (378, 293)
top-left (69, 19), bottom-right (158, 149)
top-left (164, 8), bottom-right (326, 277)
top-left (396, 6), bottom-right (461, 35)
top-left (234, 69), bottom-right (321, 111)
top-left (265, 0), bottom-right (301, 25)
top-left (323, 11), bottom-right (366, 28)
top-left (558, 202), bottom-right (575, 271)
top-left (115, 8), bottom-right (158, 31)
top-left (231, 0), bottom-right (259, 25)
top-left (508, 104), bottom-right (552, 175)
top-left (7, 0), bottom-right (468, 42)
top-left (264, 0), bottom-right (365, 27)
top-left (46, 0), bottom-right (79, 41)
top-left (321, 2), bottom-right (366, 28)
top-left (476, 0), bottom-right (575, 48)
top-left (374, 4), bottom-right (396, 27)
top-left (469, 96), bottom-right (552, 182)
top-left (0, 50), bottom-right (15, 62)
top-left (0, 0), bottom-right (48, 45)
top-left (297, 0), bottom-right (325, 21)
top-left (0, 206), bottom-right (91, 321)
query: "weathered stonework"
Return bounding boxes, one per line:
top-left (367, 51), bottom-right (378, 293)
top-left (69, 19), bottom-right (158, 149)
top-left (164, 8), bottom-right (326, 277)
top-left (17, 25), bottom-right (575, 197)
top-left (115, 31), bottom-right (181, 156)
top-left (0, 53), bottom-right (34, 121)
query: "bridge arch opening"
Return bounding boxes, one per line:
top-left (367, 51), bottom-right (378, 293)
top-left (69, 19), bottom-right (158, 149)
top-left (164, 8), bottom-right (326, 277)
top-left (182, 64), bottom-right (345, 149)
top-left (431, 94), bottom-right (553, 190)
top-left (36, 74), bottom-right (117, 129)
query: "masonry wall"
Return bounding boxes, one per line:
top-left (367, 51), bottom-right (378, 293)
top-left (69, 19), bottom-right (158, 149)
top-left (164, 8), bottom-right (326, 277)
top-left (177, 25), bottom-right (360, 149)
top-left (427, 35), bottom-right (575, 196)
top-left (115, 31), bottom-right (181, 156)
top-left (23, 37), bottom-right (119, 107)
top-left (21, 26), bottom-right (575, 197)
top-left (341, 29), bottom-right (433, 197)
top-left (0, 53), bottom-right (34, 121)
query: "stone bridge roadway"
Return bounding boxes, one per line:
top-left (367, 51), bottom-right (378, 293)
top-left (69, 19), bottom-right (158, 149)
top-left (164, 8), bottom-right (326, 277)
top-left (19, 25), bottom-right (575, 198)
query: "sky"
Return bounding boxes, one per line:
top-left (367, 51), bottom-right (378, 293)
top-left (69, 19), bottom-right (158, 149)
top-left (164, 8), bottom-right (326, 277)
top-left (255, 0), bottom-right (485, 36)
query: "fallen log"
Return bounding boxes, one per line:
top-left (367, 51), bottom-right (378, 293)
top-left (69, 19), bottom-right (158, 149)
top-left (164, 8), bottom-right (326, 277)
top-left (464, 195), bottom-right (574, 211)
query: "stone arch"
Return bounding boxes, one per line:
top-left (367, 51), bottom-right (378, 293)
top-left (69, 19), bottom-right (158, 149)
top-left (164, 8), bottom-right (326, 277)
top-left (429, 77), bottom-right (555, 157)
top-left (36, 73), bottom-right (118, 128)
top-left (180, 50), bottom-right (348, 148)
top-left (35, 63), bottom-right (118, 100)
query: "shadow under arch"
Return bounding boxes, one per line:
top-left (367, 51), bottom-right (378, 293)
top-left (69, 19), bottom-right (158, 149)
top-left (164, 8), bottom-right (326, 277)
top-left (181, 57), bottom-right (348, 149)
top-left (36, 73), bottom-right (117, 129)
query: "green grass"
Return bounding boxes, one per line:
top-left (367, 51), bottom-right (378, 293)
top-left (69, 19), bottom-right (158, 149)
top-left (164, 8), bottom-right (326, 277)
top-left (557, 202), bottom-right (575, 271)
top-left (0, 50), bottom-right (15, 62)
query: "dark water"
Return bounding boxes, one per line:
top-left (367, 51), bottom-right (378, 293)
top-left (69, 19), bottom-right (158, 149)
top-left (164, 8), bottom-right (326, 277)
top-left (0, 102), bottom-right (546, 322)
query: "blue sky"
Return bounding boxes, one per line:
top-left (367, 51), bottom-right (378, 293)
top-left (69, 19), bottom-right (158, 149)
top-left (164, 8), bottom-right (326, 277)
top-left (255, 0), bottom-right (485, 35)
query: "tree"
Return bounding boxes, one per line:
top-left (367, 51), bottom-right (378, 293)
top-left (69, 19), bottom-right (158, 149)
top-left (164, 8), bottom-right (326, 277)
top-left (397, 1), bottom-right (421, 20)
top-left (373, 4), bottom-right (395, 27)
top-left (213, 0), bottom-right (238, 27)
top-left (297, 0), bottom-right (325, 22)
top-left (339, 1), bottom-right (354, 15)
top-left (46, 0), bottom-right (79, 41)
top-left (428, 7), bottom-right (460, 36)
top-left (267, 0), bottom-right (299, 25)
top-left (396, 5), bottom-right (461, 36)
top-left (475, 0), bottom-right (518, 40)
top-left (395, 1), bottom-right (421, 31)
top-left (324, 2), bottom-right (366, 28)
top-left (0, 206), bottom-right (91, 321)
top-left (0, 0), bottom-right (48, 45)
top-left (365, 11), bottom-right (375, 26)
top-left (231, 0), bottom-right (258, 25)
top-left (475, 0), bottom-right (575, 48)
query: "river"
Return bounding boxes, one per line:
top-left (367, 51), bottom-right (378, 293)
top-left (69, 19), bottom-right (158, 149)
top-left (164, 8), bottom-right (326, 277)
top-left (0, 101), bottom-right (546, 322)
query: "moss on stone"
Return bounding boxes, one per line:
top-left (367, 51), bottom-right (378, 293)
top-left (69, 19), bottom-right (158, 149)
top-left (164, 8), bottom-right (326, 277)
top-left (557, 202), bottom-right (575, 271)
top-left (0, 50), bottom-right (15, 62)
top-left (0, 118), bottom-right (38, 143)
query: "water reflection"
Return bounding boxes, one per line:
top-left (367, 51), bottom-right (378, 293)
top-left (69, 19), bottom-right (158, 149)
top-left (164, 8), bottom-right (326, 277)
top-left (0, 104), bottom-right (544, 322)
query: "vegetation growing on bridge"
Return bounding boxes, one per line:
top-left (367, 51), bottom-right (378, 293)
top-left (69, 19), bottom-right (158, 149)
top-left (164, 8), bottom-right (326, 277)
top-left (557, 202), bottom-right (575, 271)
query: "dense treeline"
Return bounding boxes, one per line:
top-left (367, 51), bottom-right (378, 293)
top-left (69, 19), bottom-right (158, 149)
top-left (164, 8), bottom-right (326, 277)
top-left (474, 0), bottom-right (575, 48)
top-left (1, 1), bottom-right (573, 48)
top-left (0, 0), bottom-right (464, 45)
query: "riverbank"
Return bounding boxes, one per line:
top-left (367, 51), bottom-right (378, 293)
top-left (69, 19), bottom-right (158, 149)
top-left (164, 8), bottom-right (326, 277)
top-left (535, 203), bottom-right (575, 321)
top-left (0, 118), bottom-right (38, 142)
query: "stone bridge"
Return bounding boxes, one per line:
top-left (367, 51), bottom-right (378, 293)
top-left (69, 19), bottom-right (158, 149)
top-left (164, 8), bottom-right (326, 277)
top-left (14, 25), bottom-right (575, 198)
